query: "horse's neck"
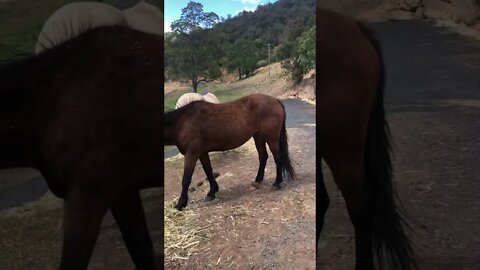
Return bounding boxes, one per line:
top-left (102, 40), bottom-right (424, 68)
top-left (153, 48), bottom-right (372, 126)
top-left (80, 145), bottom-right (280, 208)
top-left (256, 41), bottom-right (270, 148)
top-left (164, 127), bottom-right (176, 146)
top-left (163, 117), bottom-right (177, 146)
top-left (164, 109), bottom-right (186, 146)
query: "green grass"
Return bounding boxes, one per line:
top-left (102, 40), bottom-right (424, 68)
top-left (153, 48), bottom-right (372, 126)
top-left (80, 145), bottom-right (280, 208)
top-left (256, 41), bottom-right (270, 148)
top-left (0, 0), bottom-right (79, 59)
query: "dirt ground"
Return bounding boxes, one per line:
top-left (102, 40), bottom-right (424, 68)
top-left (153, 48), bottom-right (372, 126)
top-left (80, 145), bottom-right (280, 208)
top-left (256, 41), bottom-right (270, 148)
top-left (164, 129), bottom-right (316, 269)
top-left (318, 21), bottom-right (480, 269)
top-left (0, 188), bottom-right (163, 270)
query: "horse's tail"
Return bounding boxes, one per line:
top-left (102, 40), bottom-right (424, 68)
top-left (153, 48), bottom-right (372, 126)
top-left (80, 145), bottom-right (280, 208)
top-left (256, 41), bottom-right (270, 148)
top-left (360, 23), bottom-right (417, 270)
top-left (277, 100), bottom-right (296, 180)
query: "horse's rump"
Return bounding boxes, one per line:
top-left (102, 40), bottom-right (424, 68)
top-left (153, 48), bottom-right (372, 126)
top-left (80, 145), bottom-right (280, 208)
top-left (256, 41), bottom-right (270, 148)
top-left (35, 2), bottom-right (127, 54)
top-left (175, 92), bottom-right (220, 109)
top-left (175, 93), bottom-right (204, 109)
top-left (202, 92), bottom-right (220, 104)
top-left (317, 8), bottom-right (379, 150)
top-left (124, 1), bottom-right (163, 36)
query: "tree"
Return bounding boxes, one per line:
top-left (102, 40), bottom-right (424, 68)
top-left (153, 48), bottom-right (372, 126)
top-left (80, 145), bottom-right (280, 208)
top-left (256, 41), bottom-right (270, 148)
top-left (168, 1), bottom-right (221, 92)
top-left (227, 38), bottom-right (263, 80)
top-left (282, 25), bottom-right (315, 83)
top-left (273, 42), bottom-right (295, 61)
top-left (296, 25), bottom-right (315, 72)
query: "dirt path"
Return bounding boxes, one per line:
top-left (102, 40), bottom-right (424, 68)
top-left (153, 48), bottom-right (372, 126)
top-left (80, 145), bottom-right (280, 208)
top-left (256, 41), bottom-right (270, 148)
top-left (318, 21), bottom-right (480, 269)
top-left (164, 99), bottom-right (316, 269)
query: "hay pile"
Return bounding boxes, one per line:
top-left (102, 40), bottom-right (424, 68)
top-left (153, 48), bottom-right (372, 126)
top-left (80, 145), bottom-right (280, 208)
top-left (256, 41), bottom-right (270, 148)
top-left (164, 197), bottom-right (212, 264)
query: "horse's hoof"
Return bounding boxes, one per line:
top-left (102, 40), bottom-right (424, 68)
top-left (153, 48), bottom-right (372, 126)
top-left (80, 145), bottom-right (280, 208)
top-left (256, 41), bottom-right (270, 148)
top-left (251, 182), bottom-right (261, 189)
top-left (271, 185), bottom-right (281, 191)
top-left (175, 202), bottom-right (186, 211)
top-left (205, 196), bottom-right (215, 202)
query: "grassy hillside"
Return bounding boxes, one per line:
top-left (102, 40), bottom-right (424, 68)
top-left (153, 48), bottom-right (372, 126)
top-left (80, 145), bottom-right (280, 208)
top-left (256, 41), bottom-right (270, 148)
top-left (163, 61), bottom-right (316, 112)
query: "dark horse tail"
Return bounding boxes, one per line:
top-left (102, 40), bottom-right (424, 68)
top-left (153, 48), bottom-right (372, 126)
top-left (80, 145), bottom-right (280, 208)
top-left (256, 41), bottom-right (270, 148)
top-left (277, 100), bottom-right (296, 180)
top-left (359, 23), bottom-right (417, 270)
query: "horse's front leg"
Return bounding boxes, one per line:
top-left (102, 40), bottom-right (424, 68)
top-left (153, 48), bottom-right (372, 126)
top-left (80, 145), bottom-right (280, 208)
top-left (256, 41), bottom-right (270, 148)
top-left (111, 190), bottom-right (158, 270)
top-left (199, 153), bottom-right (219, 201)
top-left (59, 189), bottom-right (109, 270)
top-left (175, 153), bottom-right (197, 210)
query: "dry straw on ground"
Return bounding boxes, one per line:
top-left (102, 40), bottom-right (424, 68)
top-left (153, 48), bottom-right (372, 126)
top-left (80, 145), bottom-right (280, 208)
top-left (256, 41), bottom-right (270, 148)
top-left (164, 197), bottom-right (212, 263)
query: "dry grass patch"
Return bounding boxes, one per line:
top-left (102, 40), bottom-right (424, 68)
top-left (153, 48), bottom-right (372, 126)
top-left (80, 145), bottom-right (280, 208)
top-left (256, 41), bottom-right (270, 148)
top-left (164, 197), bottom-right (213, 266)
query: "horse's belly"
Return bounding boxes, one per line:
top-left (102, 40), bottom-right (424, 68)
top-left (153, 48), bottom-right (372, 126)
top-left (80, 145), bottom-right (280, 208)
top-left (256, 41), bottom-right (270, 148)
top-left (208, 129), bottom-right (253, 152)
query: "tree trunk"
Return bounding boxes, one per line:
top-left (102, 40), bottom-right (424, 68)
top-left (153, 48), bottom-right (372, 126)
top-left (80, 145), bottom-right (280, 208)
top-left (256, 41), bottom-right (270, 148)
top-left (192, 75), bottom-right (198, 93)
top-left (238, 68), bottom-right (242, 80)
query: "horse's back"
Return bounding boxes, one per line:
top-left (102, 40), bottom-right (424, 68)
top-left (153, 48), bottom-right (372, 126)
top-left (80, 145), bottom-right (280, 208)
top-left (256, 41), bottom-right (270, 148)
top-left (243, 94), bottom-right (282, 112)
top-left (179, 94), bottom-right (283, 124)
top-left (317, 8), bottom-right (379, 90)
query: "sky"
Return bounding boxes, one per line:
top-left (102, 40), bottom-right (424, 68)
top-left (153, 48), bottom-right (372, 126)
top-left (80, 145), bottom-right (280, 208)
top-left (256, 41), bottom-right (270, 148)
top-left (165, 0), bottom-right (278, 33)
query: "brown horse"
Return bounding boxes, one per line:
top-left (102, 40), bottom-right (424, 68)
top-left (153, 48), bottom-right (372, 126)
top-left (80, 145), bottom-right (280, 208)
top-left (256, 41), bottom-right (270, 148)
top-left (0, 26), bottom-right (162, 269)
top-left (317, 8), bottom-right (416, 270)
top-left (164, 94), bottom-right (295, 210)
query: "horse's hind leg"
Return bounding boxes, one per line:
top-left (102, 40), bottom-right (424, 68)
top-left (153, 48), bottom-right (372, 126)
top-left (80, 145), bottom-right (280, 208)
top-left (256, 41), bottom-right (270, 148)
top-left (199, 153), bottom-right (219, 201)
top-left (111, 190), bottom-right (157, 270)
top-left (326, 155), bottom-right (374, 269)
top-left (252, 134), bottom-right (268, 188)
top-left (59, 190), bottom-right (109, 270)
top-left (317, 158), bottom-right (329, 242)
top-left (266, 139), bottom-right (283, 190)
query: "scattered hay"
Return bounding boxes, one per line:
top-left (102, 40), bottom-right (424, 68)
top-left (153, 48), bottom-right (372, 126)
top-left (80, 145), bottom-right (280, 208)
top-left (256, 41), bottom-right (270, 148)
top-left (0, 192), bottom-right (62, 218)
top-left (301, 98), bottom-right (316, 105)
top-left (164, 197), bottom-right (212, 264)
